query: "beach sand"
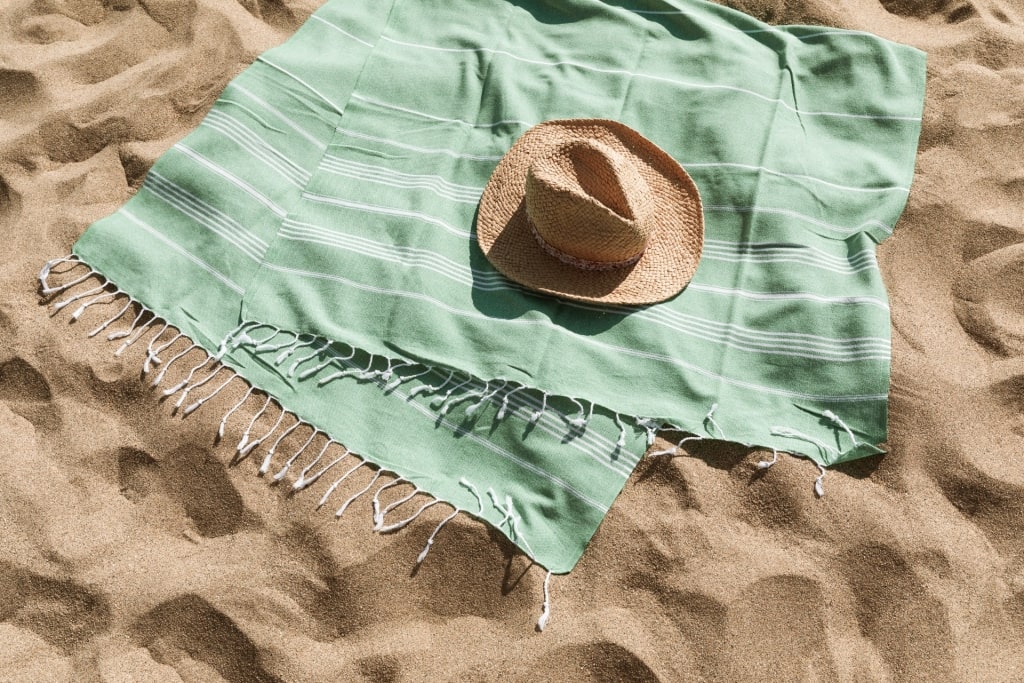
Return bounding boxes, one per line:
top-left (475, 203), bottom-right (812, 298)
top-left (2, 0), bottom-right (1024, 680)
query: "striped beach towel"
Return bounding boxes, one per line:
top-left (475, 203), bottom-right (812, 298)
top-left (43, 0), bottom-right (926, 583)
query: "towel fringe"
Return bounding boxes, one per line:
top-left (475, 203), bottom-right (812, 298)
top-left (486, 488), bottom-right (535, 557)
top-left (287, 339), bottom-right (330, 378)
top-left (39, 254), bottom-right (93, 295)
top-left (529, 392), bottom-right (548, 426)
top-left (757, 447), bottom-right (779, 469)
top-left (431, 372), bottom-right (474, 410)
top-left (317, 356), bottom-right (375, 385)
top-left (466, 380), bottom-right (505, 418)
top-left (371, 477), bottom-right (411, 527)
top-left (274, 334), bottom-right (315, 366)
top-left (226, 323), bottom-right (647, 466)
top-left (52, 284), bottom-right (106, 313)
top-left (141, 322), bottom-right (171, 371)
top-left (497, 384), bottom-right (525, 420)
top-left (408, 368), bottom-right (454, 398)
top-left (459, 477), bottom-right (485, 515)
top-left (152, 342), bottom-right (198, 387)
top-left (385, 365), bottom-right (431, 392)
top-left (146, 328), bottom-right (182, 374)
top-left (416, 508), bottom-right (460, 565)
top-left (294, 445), bottom-right (349, 490)
top-left (537, 571), bottom-right (553, 631)
top-left (440, 387), bottom-right (484, 417)
top-left (90, 297), bottom-right (133, 337)
top-left (110, 308), bottom-right (153, 346)
top-left (822, 409), bottom-right (858, 449)
top-left (253, 329), bottom-right (293, 354)
top-left (266, 424), bottom-right (316, 476)
top-left (75, 290), bottom-right (121, 322)
top-left (649, 434), bottom-right (703, 458)
top-left (270, 422), bottom-right (311, 477)
top-left (704, 402), bottom-right (724, 437)
top-left (163, 356), bottom-right (215, 399)
top-left (299, 343), bottom-right (354, 380)
top-left (176, 364), bottom-right (227, 410)
top-left (236, 395), bottom-right (272, 455)
top-left (814, 464), bottom-right (827, 498)
top-left (219, 386), bottom-right (254, 438)
top-left (613, 413), bottom-right (628, 451)
top-left (318, 460), bottom-right (366, 509)
top-left (336, 470), bottom-right (382, 518)
top-left (240, 402), bottom-right (286, 458)
top-left (378, 498), bottom-right (441, 534)
top-left (636, 417), bottom-right (661, 446)
top-left (754, 447), bottom-right (831, 497)
top-left (488, 488), bottom-right (514, 528)
top-left (284, 434), bottom-right (327, 482)
top-left (565, 397), bottom-right (593, 431)
top-left (770, 425), bottom-right (839, 458)
top-left (40, 258), bottom-right (565, 632)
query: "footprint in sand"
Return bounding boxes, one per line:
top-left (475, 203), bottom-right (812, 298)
top-left (0, 68), bottom-right (45, 122)
top-left (0, 561), bottom-right (113, 656)
top-left (0, 173), bottom-right (23, 227)
top-left (137, 0), bottom-right (198, 34)
top-left (722, 575), bottom-right (839, 680)
top-left (954, 240), bottom-right (1024, 355)
top-left (1009, 590), bottom-right (1024, 637)
top-left (15, 10), bottom-right (84, 44)
top-left (234, 0), bottom-right (302, 30)
top-left (17, 2), bottom-right (184, 84)
top-left (132, 593), bottom-right (282, 683)
top-left (990, 6), bottom-right (1018, 23)
top-left (116, 444), bottom-right (251, 538)
top-left (0, 357), bottom-right (51, 403)
top-left (839, 543), bottom-right (956, 681)
top-left (520, 642), bottom-right (660, 683)
top-left (0, 356), bottom-right (58, 429)
top-left (929, 441), bottom-right (1024, 561)
top-left (650, 575), bottom-right (837, 679)
top-left (355, 654), bottom-right (402, 683)
top-left (878, 0), bottom-right (980, 22)
top-left (288, 510), bottom-right (535, 636)
top-left (0, 624), bottom-right (73, 681)
top-left (3, 0), bottom-right (224, 170)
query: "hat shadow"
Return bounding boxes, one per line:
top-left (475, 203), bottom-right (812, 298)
top-left (468, 203), bottom-right (636, 336)
top-left (505, 0), bottom-right (594, 24)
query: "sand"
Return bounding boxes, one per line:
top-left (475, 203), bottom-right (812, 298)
top-left (2, 0), bottom-right (1024, 680)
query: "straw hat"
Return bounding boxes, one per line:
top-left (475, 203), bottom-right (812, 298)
top-left (477, 119), bottom-right (703, 305)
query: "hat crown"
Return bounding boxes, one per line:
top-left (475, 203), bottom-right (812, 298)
top-left (524, 139), bottom-right (655, 270)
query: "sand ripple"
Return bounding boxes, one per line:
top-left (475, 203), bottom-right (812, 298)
top-left (3, 0), bottom-right (1024, 679)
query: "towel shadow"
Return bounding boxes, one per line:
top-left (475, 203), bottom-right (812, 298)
top-left (507, 0), bottom-right (727, 47)
top-left (505, 0), bottom-right (596, 24)
top-left (832, 452), bottom-right (884, 480)
top-left (501, 553), bottom-right (534, 595)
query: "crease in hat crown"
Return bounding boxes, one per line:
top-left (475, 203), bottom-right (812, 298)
top-left (524, 139), bottom-right (655, 272)
top-left (476, 118), bottom-right (704, 306)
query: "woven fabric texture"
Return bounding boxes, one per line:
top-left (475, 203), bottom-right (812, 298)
top-left (70, 0), bottom-right (927, 573)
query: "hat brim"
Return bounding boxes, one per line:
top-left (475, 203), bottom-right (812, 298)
top-left (476, 119), bottom-right (703, 305)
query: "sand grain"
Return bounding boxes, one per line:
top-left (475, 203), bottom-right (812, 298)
top-left (3, 0), bottom-right (1024, 680)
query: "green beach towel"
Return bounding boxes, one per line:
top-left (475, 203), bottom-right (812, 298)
top-left (42, 0), bottom-right (926, 592)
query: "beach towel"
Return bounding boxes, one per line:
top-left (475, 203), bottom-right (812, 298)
top-left (41, 0), bottom-right (926, 588)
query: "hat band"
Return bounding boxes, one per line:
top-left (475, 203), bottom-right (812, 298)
top-left (527, 221), bottom-right (644, 272)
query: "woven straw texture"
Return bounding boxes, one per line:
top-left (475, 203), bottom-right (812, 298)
top-left (478, 120), bottom-right (704, 304)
